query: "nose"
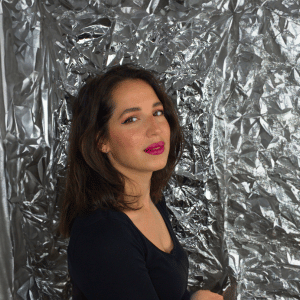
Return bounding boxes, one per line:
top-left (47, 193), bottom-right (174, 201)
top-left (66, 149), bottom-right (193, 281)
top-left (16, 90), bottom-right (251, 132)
top-left (146, 115), bottom-right (162, 135)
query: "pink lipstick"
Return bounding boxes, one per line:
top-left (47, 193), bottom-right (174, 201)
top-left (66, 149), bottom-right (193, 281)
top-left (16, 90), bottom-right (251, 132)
top-left (144, 141), bottom-right (165, 155)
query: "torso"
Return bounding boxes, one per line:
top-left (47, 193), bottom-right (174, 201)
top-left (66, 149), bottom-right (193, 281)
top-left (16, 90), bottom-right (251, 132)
top-left (123, 201), bottom-right (174, 254)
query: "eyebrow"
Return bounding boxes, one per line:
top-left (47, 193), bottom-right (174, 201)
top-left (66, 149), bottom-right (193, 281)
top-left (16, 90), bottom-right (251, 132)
top-left (118, 101), bottom-right (163, 120)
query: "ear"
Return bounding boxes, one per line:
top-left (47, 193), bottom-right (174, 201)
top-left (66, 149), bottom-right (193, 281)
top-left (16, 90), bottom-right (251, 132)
top-left (96, 132), bottom-right (109, 153)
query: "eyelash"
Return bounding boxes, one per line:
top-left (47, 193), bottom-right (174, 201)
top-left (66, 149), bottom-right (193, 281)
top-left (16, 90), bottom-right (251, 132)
top-left (122, 110), bottom-right (165, 124)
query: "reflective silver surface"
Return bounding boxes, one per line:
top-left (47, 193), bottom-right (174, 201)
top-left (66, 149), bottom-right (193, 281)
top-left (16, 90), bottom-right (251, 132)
top-left (1, 0), bottom-right (300, 299)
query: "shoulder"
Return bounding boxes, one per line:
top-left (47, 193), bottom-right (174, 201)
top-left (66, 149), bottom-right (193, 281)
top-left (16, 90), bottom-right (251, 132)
top-left (68, 210), bottom-right (144, 260)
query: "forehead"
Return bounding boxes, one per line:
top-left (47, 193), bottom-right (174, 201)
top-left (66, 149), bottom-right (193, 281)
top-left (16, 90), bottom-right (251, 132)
top-left (109, 80), bottom-right (162, 121)
top-left (112, 79), bottom-right (157, 102)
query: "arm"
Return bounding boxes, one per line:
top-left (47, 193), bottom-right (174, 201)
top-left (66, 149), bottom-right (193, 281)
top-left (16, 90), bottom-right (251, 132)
top-left (190, 290), bottom-right (224, 300)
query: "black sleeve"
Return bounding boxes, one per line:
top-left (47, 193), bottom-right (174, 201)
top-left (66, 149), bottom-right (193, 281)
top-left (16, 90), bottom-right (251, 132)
top-left (69, 218), bottom-right (160, 300)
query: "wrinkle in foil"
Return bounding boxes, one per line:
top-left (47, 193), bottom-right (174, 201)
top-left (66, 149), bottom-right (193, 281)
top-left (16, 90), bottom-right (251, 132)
top-left (1, 0), bottom-right (300, 299)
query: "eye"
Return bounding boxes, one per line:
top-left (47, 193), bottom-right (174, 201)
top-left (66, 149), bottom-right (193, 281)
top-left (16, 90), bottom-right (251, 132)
top-left (122, 110), bottom-right (165, 124)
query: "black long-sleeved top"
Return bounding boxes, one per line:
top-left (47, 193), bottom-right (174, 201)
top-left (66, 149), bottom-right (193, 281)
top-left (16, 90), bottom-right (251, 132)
top-left (67, 195), bottom-right (191, 300)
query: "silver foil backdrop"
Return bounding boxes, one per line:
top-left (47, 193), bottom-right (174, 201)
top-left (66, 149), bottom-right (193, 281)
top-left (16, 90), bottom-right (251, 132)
top-left (1, 0), bottom-right (300, 299)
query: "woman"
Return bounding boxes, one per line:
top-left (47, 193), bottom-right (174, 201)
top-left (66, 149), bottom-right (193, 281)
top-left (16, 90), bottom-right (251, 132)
top-left (58, 64), bottom-right (223, 300)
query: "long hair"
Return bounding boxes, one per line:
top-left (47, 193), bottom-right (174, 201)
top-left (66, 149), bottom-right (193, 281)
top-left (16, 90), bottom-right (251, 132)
top-left (58, 64), bottom-right (185, 239)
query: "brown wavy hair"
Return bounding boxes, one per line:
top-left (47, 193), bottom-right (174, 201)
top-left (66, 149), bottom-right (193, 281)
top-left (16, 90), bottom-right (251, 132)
top-left (58, 64), bottom-right (185, 239)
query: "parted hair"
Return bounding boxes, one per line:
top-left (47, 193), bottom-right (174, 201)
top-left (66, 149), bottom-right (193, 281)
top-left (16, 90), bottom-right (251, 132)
top-left (58, 64), bottom-right (185, 239)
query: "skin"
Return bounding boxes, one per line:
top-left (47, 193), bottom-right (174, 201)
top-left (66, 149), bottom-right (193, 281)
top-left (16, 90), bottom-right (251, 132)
top-left (191, 290), bottom-right (224, 300)
top-left (99, 79), bottom-right (171, 212)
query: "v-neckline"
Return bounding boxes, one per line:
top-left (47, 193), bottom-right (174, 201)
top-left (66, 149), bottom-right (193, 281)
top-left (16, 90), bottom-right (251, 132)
top-left (120, 201), bottom-right (176, 256)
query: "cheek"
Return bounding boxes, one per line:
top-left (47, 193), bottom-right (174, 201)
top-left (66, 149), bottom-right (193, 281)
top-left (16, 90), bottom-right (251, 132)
top-left (110, 132), bottom-right (127, 148)
top-left (110, 130), bottom-right (140, 149)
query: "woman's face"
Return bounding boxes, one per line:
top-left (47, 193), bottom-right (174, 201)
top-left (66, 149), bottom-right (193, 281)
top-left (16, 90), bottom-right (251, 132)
top-left (100, 79), bottom-right (171, 179)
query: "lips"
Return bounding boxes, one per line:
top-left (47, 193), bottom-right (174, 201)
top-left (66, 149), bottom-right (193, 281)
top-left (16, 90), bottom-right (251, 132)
top-left (144, 141), bottom-right (164, 152)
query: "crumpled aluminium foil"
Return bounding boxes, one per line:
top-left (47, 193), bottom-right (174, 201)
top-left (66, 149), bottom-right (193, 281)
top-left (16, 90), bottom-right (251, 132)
top-left (1, 0), bottom-right (300, 299)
